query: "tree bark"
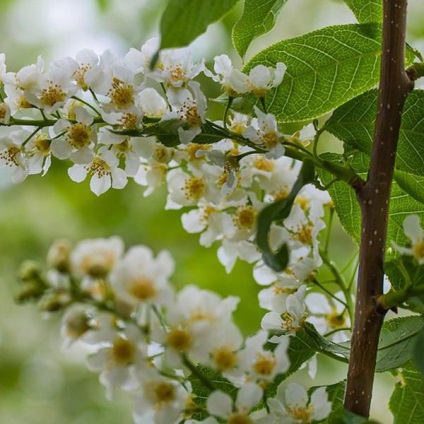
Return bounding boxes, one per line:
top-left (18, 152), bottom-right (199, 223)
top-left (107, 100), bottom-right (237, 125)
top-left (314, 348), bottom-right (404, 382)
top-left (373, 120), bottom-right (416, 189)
top-left (344, 0), bottom-right (414, 417)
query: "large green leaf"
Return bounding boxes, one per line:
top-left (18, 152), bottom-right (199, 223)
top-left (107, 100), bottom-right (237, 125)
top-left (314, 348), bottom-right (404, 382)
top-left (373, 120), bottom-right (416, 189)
top-left (232, 0), bottom-right (288, 58)
top-left (413, 328), bottom-right (424, 377)
top-left (159, 0), bottom-right (239, 49)
top-left (325, 90), bottom-right (424, 177)
top-left (344, 0), bottom-right (382, 23)
top-left (329, 408), bottom-right (381, 423)
top-left (319, 153), bottom-right (424, 251)
top-left (244, 23), bottom-right (382, 122)
top-left (390, 364), bottom-right (424, 424)
top-left (376, 316), bottom-right (424, 372)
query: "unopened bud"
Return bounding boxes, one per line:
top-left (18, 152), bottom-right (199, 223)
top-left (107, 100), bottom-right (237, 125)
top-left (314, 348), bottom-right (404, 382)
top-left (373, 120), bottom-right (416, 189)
top-left (47, 239), bottom-right (72, 273)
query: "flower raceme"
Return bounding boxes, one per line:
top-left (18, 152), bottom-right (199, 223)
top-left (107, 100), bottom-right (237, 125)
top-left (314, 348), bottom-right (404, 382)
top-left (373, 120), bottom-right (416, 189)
top-left (17, 237), bottom-right (334, 424)
top-left (10, 40), bottom-right (342, 424)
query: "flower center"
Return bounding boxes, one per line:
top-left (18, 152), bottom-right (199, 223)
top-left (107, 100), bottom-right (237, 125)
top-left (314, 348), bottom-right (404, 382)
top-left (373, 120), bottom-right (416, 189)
top-left (326, 311), bottom-right (346, 329)
top-left (183, 176), bottom-right (206, 201)
top-left (88, 156), bottom-right (111, 177)
top-left (213, 347), bottom-right (238, 371)
top-left (169, 64), bottom-right (187, 84)
top-left (128, 276), bottom-right (157, 301)
top-left (0, 146), bottom-right (21, 167)
top-left (151, 381), bottom-right (176, 404)
top-left (67, 122), bottom-right (91, 148)
top-left (112, 337), bottom-right (136, 365)
top-left (40, 81), bottom-right (66, 107)
top-left (109, 78), bottom-right (134, 109)
top-left (65, 313), bottom-right (91, 339)
top-left (413, 242), bottom-right (424, 261)
top-left (254, 156), bottom-right (275, 172)
top-left (34, 134), bottom-right (51, 154)
top-left (234, 206), bottom-right (256, 229)
top-left (262, 131), bottom-right (279, 148)
top-left (229, 412), bottom-right (253, 424)
top-left (166, 328), bottom-right (192, 352)
top-left (254, 353), bottom-right (276, 376)
top-left (290, 405), bottom-right (312, 423)
top-left (73, 64), bottom-right (91, 90)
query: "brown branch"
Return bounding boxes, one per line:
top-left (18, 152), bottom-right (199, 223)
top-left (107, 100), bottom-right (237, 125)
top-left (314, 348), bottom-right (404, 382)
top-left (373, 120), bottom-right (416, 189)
top-left (344, 0), bottom-right (414, 417)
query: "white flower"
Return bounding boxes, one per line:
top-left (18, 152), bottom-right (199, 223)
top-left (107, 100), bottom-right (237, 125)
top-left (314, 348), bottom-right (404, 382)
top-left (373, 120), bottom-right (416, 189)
top-left (68, 148), bottom-right (128, 196)
top-left (247, 62), bottom-right (286, 97)
top-left (217, 239), bottom-right (261, 273)
top-left (87, 324), bottom-right (148, 399)
top-left (207, 383), bottom-right (263, 423)
top-left (26, 65), bottom-right (77, 114)
top-left (244, 107), bottom-right (285, 157)
top-left (266, 382), bottom-right (331, 423)
top-left (205, 54), bottom-right (249, 96)
top-left (306, 291), bottom-right (351, 342)
top-left (60, 305), bottom-right (94, 347)
top-left (393, 215), bottom-right (424, 264)
top-left (25, 132), bottom-right (52, 176)
top-left (238, 331), bottom-right (290, 382)
top-left (136, 87), bottom-right (168, 118)
top-left (0, 129), bottom-right (29, 183)
top-left (262, 286), bottom-right (307, 335)
top-left (181, 203), bottom-right (234, 247)
top-left (155, 286), bottom-right (239, 366)
top-left (71, 236), bottom-right (124, 280)
top-left (164, 81), bottom-right (207, 144)
top-left (51, 107), bottom-right (96, 163)
top-left (110, 245), bottom-right (175, 308)
top-left (150, 47), bottom-right (205, 89)
top-left (133, 373), bottom-right (187, 424)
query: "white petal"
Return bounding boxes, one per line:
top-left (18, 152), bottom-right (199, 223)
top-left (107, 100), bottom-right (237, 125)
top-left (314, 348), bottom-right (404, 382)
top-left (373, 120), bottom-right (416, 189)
top-left (207, 390), bottom-right (232, 418)
top-left (285, 382), bottom-right (308, 408)
top-left (68, 164), bottom-right (87, 182)
top-left (236, 382), bottom-right (263, 411)
top-left (90, 174), bottom-right (111, 196)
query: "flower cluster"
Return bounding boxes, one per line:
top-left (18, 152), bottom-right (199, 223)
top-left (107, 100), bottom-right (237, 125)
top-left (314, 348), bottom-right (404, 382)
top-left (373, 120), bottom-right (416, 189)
top-left (16, 237), bottom-right (332, 424)
top-left (0, 41), bottom-right (348, 341)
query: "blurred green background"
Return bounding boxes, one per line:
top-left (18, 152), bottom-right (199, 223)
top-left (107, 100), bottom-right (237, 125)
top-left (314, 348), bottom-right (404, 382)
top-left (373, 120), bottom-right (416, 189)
top-left (0, 1), bottom-right (423, 423)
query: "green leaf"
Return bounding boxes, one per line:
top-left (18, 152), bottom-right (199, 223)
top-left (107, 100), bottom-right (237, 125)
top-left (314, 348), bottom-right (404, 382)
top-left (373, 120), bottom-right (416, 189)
top-left (394, 171), bottom-right (424, 205)
top-left (325, 90), bottom-right (424, 177)
top-left (390, 364), bottom-right (424, 424)
top-left (264, 328), bottom-right (318, 398)
top-left (188, 364), bottom-right (237, 420)
top-left (329, 407), bottom-right (381, 423)
top-left (244, 23), bottom-right (383, 122)
top-left (232, 0), bottom-right (288, 58)
top-left (303, 323), bottom-right (350, 362)
top-left (385, 256), bottom-right (424, 313)
top-left (318, 153), bottom-right (424, 252)
top-left (95, 0), bottom-right (111, 12)
top-left (413, 327), bottom-right (424, 377)
top-left (376, 316), bottom-right (424, 372)
top-left (256, 160), bottom-right (315, 271)
top-left (158, 0), bottom-right (239, 49)
top-left (344, 0), bottom-right (382, 23)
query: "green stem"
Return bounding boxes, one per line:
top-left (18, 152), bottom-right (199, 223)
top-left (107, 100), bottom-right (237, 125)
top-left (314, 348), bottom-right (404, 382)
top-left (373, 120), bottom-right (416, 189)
top-left (182, 354), bottom-right (215, 391)
top-left (312, 278), bottom-right (349, 308)
top-left (406, 62), bottom-right (424, 81)
top-left (319, 248), bottom-right (354, 324)
top-left (378, 285), bottom-right (424, 310)
top-left (72, 96), bottom-right (102, 117)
